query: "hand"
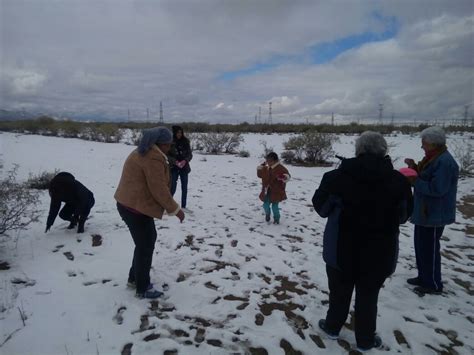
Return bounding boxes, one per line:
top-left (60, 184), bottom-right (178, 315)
top-left (179, 161), bottom-right (187, 168)
top-left (176, 209), bottom-right (185, 223)
top-left (77, 224), bottom-right (85, 233)
top-left (404, 158), bottom-right (416, 168)
top-left (45, 225), bottom-right (51, 233)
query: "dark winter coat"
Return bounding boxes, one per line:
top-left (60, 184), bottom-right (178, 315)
top-left (47, 172), bottom-right (95, 228)
top-left (312, 155), bottom-right (413, 279)
top-left (168, 126), bottom-right (193, 174)
top-left (257, 162), bottom-right (290, 203)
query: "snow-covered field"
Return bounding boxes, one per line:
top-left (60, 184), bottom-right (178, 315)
top-left (0, 131), bottom-right (473, 355)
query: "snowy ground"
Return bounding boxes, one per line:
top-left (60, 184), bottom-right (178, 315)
top-left (0, 131), bottom-right (473, 355)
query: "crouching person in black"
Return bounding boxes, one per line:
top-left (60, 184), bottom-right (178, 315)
top-left (45, 172), bottom-right (95, 234)
top-left (312, 132), bottom-right (413, 352)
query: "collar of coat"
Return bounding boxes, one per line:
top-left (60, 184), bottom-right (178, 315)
top-left (151, 145), bottom-right (169, 164)
top-left (270, 161), bottom-right (281, 169)
top-left (417, 145), bottom-right (447, 172)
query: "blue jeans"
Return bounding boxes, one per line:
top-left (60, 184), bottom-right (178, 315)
top-left (263, 195), bottom-right (280, 221)
top-left (414, 225), bottom-right (444, 291)
top-left (171, 169), bottom-right (189, 208)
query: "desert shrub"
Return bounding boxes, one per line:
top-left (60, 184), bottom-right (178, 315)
top-left (197, 132), bottom-right (243, 154)
top-left (237, 150), bottom-right (250, 158)
top-left (259, 140), bottom-right (274, 159)
top-left (26, 169), bottom-right (60, 190)
top-left (87, 124), bottom-right (123, 143)
top-left (0, 166), bottom-right (41, 235)
top-left (453, 139), bottom-right (474, 176)
top-left (283, 131), bottom-right (337, 166)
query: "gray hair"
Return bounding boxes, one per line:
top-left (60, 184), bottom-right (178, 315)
top-left (420, 126), bottom-right (446, 146)
top-left (137, 127), bottom-right (173, 156)
top-left (355, 131), bottom-right (388, 157)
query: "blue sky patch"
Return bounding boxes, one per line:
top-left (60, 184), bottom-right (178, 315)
top-left (218, 14), bottom-right (398, 81)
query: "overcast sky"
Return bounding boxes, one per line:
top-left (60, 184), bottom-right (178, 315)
top-left (1, 0), bottom-right (473, 123)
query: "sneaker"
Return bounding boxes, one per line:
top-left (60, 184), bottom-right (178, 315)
top-left (357, 335), bottom-right (382, 352)
top-left (414, 286), bottom-right (442, 295)
top-left (127, 280), bottom-right (136, 289)
top-left (318, 319), bottom-right (339, 340)
top-left (67, 221), bottom-right (77, 229)
top-left (407, 277), bottom-right (421, 286)
top-left (265, 214), bottom-right (271, 222)
top-left (136, 287), bottom-right (163, 299)
top-left (182, 208), bottom-right (193, 214)
top-left (77, 224), bottom-right (85, 234)
top-left (273, 219), bottom-right (280, 225)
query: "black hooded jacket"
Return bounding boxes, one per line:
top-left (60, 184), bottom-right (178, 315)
top-left (46, 172), bottom-right (94, 227)
top-left (312, 155), bottom-right (413, 279)
top-left (169, 125), bottom-right (193, 173)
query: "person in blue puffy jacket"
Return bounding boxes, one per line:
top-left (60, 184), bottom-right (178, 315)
top-left (404, 126), bottom-right (459, 295)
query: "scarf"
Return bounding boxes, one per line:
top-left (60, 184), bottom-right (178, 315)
top-left (417, 145), bottom-right (447, 173)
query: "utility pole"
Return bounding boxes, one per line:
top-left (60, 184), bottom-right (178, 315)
top-left (258, 106), bottom-right (262, 124)
top-left (268, 101), bottom-right (272, 125)
top-left (128, 109), bottom-right (131, 121)
top-left (391, 113), bottom-right (394, 126)
top-left (331, 112), bottom-right (334, 126)
top-left (146, 108), bottom-right (149, 120)
top-left (255, 114), bottom-right (257, 125)
top-left (378, 104), bottom-right (384, 124)
top-left (159, 101), bottom-right (164, 124)
top-left (464, 105), bottom-right (469, 127)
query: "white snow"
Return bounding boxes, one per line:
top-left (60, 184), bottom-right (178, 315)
top-left (0, 131), bottom-right (473, 354)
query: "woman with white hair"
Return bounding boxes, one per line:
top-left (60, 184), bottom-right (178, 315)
top-left (312, 131), bottom-right (413, 351)
top-left (115, 127), bottom-right (185, 299)
top-left (404, 126), bottom-right (459, 295)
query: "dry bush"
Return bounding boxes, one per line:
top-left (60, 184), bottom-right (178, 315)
top-left (283, 131), bottom-right (337, 166)
top-left (26, 169), bottom-right (60, 190)
top-left (196, 132), bottom-right (243, 154)
top-left (0, 166), bottom-right (41, 236)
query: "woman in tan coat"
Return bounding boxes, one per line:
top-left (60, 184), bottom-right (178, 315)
top-left (257, 152), bottom-right (291, 224)
top-left (115, 127), bottom-right (184, 299)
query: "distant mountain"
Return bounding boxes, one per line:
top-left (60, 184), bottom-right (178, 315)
top-left (0, 109), bottom-right (37, 121)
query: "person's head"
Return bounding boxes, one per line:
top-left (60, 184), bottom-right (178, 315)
top-left (265, 152), bottom-right (279, 165)
top-left (49, 172), bottom-right (75, 197)
top-left (420, 126), bottom-right (446, 153)
top-left (172, 125), bottom-right (184, 140)
top-left (355, 131), bottom-right (388, 158)
top-left (137, 127), bottom-right (173, 156)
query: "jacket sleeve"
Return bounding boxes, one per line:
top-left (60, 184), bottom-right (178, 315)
top-left (312, 172), bottom-right (338, 218)
top-left (399, 178), bottom-right (414, 224)
top-left (414, 159), bottom-right (455, 197)
top-left (143, 157), bottom-right (180, 215)
top-left (46, 198), bottom-right (61, 227)
top-left (184, 141), bottom-right (193, 162)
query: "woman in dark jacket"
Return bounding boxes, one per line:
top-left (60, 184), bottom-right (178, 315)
top-left (169, 126), bottom-right (193, 209)
top-left (312, 132), bottom-right (413, 352)
top-left (45, 172), bottom-right (95, 234)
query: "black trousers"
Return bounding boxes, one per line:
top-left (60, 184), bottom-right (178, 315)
top-left (325, 265), bottom-right (386, 348)
top-left (117, 203), bottom-right (157, 293)
top-left (59, 197), bottom-right (95, 227)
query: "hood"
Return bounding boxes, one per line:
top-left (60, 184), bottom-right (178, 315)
top-left (339, 154), bottom-right (394, 183)
top-left (49, 172), bottom-right (75, 196)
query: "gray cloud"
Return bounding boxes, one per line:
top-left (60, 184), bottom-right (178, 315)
top-left (0, 0), bottom-right (472, 123)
